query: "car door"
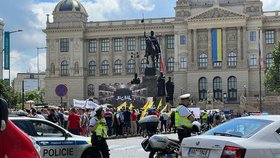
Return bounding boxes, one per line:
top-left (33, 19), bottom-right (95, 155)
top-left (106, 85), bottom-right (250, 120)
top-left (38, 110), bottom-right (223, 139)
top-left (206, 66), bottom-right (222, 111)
top-left (31, 120), bottom-right (77, 158)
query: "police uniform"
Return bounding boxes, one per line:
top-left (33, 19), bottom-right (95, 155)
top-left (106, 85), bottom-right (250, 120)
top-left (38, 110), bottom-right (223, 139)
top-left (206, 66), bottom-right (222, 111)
top-left (175, 94), bottom-right (193, 142)
top-left (89, 107), bottom-right (110, 158)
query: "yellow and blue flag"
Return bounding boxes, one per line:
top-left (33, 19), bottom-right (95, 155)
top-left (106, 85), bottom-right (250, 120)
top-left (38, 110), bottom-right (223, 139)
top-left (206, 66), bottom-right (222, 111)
top-left (212, 28), bottom-right (223, 62)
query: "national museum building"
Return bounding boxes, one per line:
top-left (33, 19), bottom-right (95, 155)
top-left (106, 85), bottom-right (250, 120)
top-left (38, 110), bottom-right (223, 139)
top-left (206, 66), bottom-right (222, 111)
top-left (44, 0), bottom-right (280, 108)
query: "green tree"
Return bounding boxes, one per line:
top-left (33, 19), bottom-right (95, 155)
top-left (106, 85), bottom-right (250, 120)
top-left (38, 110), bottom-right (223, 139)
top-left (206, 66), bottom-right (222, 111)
top-left (264, 41), bottom-right (280, 94)
top-left (25, 89), bottom-right (45, 104)
top-left (0, 79), bottom-right (21, 108)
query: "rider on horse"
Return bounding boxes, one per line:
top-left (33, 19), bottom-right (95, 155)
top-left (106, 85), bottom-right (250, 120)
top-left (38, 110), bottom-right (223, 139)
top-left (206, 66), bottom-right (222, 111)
top-left (144, 31), bottom-right (161, 68)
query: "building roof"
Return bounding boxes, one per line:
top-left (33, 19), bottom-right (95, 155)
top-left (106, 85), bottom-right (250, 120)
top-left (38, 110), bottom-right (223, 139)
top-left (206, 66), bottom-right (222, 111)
top-left (53, 0), bottom-right (87, 15)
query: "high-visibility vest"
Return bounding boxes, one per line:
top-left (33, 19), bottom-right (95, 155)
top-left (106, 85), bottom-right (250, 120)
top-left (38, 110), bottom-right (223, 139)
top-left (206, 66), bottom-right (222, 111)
top-left (175, 105), bottom-right (192, 128)
top-left (202, 113), bottom-right (208, 120)
top-left (93, 117), bottom-right (108, 138)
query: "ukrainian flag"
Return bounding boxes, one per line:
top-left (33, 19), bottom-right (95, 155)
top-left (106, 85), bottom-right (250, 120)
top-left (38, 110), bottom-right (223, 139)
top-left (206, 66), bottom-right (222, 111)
top-left (212, 29), bottom-right (223, 62)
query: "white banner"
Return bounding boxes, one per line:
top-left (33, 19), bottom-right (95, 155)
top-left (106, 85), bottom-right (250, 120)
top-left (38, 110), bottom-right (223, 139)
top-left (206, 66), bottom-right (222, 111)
top-left (85, 100), bottom-right (98, 109)
top-left (73, 99), bottom-right (86, 108)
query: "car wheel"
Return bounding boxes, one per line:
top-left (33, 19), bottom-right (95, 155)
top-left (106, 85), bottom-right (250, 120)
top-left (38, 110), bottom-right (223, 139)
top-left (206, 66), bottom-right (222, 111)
top-left (81, 148), bottom-right (104, 158)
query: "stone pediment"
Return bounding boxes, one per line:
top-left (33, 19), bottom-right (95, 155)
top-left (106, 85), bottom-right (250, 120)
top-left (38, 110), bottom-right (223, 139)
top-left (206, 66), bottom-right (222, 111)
top-left (188, 7), bottom-right (246, 22)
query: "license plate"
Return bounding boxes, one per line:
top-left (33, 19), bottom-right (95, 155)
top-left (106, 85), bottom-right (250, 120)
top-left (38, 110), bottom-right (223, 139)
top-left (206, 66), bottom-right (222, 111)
top-left (188, 148), bottom-right (210, 158)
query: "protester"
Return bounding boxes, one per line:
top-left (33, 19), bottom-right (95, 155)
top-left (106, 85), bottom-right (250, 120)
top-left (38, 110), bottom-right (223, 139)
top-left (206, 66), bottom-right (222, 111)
top-left (67, 108), bottom-right (80, 135)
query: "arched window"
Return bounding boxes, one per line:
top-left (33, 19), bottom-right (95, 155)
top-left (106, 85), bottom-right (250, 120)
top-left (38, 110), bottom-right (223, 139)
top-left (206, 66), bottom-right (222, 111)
top-left (101, 60), bottom-right (109, 75)
top-left (199, 77), bottom-right (207, 101)
top-left (61, 60), bottom-right (69, 76)
top-left (228, 52), bottom-right (237, 66)
top-left (127, 59), bottom-right (135, 73)
top-left (213, 77), bottom-right (222, 101)
top-left (88, 84), bottom-right (94, 96)
top-left (141, 59), bottom-right (147, 73)
top-left (167, 57), bottom-right (174, 72)
top-left (114, 59), bottom-right (122, 74)
top-left (50, 63), bottom-right (55, 75)
top-left (199, 53), bottom-right (208, 68)
top-left (266, 53), bottom-right (272, 69)
top-left (88, 60), bottom-right (96, 76)
top-left (228, 76), bottom-right (237, 101)
top-left (74, 62), bottom-right (79, 74)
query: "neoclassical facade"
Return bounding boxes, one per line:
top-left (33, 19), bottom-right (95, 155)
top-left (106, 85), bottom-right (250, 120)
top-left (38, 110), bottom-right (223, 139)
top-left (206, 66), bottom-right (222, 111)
top-left (44, 0), bottom-right (280, 107)
top-left (0, 18), bottom-right (4, 80)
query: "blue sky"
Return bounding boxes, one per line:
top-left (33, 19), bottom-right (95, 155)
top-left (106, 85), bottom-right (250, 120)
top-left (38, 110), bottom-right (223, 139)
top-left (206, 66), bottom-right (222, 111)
top-left (0, 0), bottom-right (279, 80)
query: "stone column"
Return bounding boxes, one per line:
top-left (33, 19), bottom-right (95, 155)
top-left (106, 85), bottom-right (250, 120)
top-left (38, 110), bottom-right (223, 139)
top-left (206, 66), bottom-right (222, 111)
top-left (96, 38), bottom-right (100, 76)
top-left (174, 33), bottom-right (179, 71)
top-left (110, 37), bottom-right (114, 76)
top-left (222, 27), bottom-right (227, 69)
top-left (123, 37), bottom-right (127, 75)
top-left (193, 29), bottom-right (198, 69)
top-left (187, 30), bottom-right (193, 63)
top-left (237, 27), bottom-right (242, 67)
top-left (208, 28), bottom-right (213, 69)
top-left (242, 27), bottom-right (248, 67)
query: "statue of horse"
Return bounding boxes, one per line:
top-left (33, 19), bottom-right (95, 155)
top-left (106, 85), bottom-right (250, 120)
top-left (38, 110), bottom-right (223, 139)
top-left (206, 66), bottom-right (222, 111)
top-left (144, 31), bottom-right (161, 68)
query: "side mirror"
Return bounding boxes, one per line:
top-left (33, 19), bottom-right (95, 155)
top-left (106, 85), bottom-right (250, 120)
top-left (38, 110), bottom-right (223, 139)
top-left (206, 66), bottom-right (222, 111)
top-left (0, 99), bottom-right (9, 132)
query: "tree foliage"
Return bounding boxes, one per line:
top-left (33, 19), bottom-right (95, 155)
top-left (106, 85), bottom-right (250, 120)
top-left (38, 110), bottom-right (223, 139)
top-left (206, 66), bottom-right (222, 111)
top-left (264, 41), bottom-right (280, 94)
top-left (0, 79), bottom-right (20, 108)
top-left (25, 89), bottom-right (45, 104)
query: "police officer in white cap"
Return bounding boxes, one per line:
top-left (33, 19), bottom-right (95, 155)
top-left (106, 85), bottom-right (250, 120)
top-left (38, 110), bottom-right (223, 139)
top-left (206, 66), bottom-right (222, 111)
top-left (175, 93), bottom-right (195, 142)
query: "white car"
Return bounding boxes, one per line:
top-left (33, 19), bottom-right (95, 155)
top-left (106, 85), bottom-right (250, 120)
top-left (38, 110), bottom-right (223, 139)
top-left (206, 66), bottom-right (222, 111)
top-left (181, 115), bottom-right (280, 158)
top-left (10, 117), bottom-right (93, 158)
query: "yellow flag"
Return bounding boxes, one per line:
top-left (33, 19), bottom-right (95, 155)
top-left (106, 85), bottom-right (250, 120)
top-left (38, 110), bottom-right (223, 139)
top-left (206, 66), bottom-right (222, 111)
top-left (142, 102), bottom-right (148, 109)
top-left (157, 99), bottom-right (162, 109)
top-left (140, 101), bottom-right (153, 119)
top-left (117, 101), bottom-right (126, 111)
top-left (167, 110), bottom-right (173, 117)
top-left (129, 103), bottom-right (134, 110)
top-left (160, 104), bottom-right (168, 113)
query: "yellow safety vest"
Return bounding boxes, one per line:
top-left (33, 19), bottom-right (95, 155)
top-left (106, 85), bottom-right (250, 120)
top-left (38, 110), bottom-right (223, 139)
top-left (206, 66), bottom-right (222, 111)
top-left (202, 113), bottom-right (208, 120)
top-left (93, 117), bottom-right (108, 138)
top-left (175, 105), bottom-right (192, 128)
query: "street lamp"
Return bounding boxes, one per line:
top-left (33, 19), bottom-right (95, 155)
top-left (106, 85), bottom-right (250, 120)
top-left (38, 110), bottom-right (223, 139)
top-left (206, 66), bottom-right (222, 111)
top-left (258, 28), bottom-right (263, 112)
top-left (5, 29), bottom-right (23, 87)
top-left (36, 47), bottom-right (47, 90)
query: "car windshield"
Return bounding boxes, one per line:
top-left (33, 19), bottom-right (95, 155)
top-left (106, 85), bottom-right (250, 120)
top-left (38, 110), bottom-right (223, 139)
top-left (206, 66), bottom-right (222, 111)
top-left (204, 118), bottom-right (273, 138)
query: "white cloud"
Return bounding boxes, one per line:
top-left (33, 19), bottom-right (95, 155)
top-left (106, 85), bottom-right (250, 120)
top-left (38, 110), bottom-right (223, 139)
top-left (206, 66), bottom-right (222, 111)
top-left (28, 52), bottom-right (46, 74)
top-left (129, 0), bottom-right (155, 11)
top-left (261, 0), bottom-right (280, 11)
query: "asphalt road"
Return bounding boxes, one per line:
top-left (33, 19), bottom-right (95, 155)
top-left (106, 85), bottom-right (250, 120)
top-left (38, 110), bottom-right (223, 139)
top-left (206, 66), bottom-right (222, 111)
top-left (107, 133), bottom-right (178, 158)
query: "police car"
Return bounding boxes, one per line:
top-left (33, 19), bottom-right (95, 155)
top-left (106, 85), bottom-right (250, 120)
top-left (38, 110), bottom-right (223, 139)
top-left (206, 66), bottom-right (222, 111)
top-left (10, 117), bottom-right (93, 158)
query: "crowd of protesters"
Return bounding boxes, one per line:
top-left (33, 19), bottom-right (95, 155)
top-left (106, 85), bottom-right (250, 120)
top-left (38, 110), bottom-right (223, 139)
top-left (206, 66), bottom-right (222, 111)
top-left (10, 104), bottom-right (248, 137)
top-left (11, 105), bottom-right (177, 137)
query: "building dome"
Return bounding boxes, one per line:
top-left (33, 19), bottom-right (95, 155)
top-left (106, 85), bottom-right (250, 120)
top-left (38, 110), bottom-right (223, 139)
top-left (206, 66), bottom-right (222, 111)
top-left (54, 0), bottom-right (88, 15)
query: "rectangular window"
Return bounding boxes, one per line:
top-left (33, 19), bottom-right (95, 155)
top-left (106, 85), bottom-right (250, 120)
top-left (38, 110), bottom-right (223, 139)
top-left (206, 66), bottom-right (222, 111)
top-left (140, 37), bottom-right (146, 50)
top-left (60, 38), bottom-right (69, 52)
top-left (89, 39), bottom-right (97, 53)
top-left (180, 35), bottom-right (187, 45)
top-left (265, 30), bottom-right (275, 44)
top-left (114, 38), bottom-right (123, 52)
top-left (250, 31), bottom-right (256, 41)
top-left (180, 57), bottom-right (187, 68)
top-left (101, 39), bottom-right (110, 52)
top-left (127, 37), bottom-right (136, 51)
top-left (249, 54), bottom-right (257, 65)
top-left (167, 35), bottom-right (174, 49)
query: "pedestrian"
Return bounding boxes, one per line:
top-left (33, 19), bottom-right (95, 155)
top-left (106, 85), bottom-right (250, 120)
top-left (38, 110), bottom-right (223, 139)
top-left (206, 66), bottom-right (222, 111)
top-left (130, 109), bottom-right (138, 135)
top-left (160, 110), bottom-right (168, 132)
top-left (79, 108), bottom-right (88, 136)
top-left (89, 106), bottom-right (110, 158)
top-left (104, 108), bottom-right (113, 136)
top-left (175, 93), bottom-right (195, 142)
top-left (47, 109), bottom-right (58, 124)
top-left (67, 108), bottom-right (80, 135)
top-left (123, 107), bottom-right (131, 135)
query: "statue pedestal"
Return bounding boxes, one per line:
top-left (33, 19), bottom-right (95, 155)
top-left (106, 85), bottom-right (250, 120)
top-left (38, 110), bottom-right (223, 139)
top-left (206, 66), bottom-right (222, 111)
top-left (145, 67), bottom-right (156, 76)
top-left (142, 75), bottom-right (157, 98)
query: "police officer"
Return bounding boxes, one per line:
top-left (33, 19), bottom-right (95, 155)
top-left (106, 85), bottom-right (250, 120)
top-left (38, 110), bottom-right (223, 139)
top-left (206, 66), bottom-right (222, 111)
top-left (89, 106), bottom-right (110, 158)
top-left (175, 94), bottom-right (195, 142)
